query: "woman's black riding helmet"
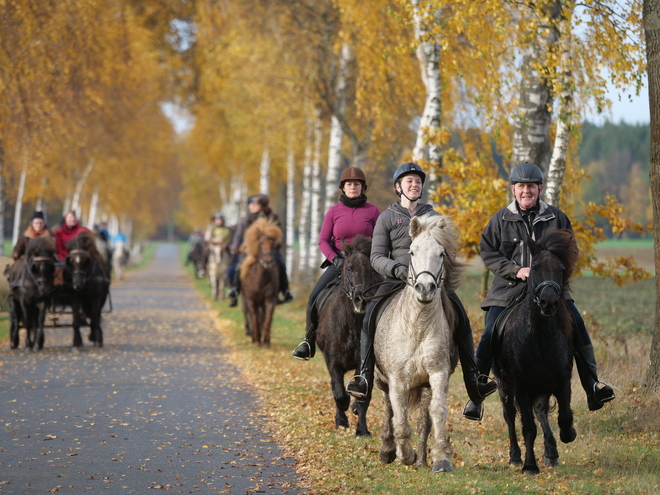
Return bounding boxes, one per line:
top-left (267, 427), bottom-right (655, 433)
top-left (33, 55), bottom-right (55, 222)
top-left (393, 162), bottom-right (426, 196)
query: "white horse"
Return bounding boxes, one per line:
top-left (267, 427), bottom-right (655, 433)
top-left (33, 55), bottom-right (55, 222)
top-left (374, 214), bottom-right (462, 472)
top-left (112, 240), bottom-right (129, 280)
top-left (207, 241), bottom-right (230, 301)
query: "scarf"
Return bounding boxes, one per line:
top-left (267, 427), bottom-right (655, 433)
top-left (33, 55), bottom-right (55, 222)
top-left (339, 193), bottom-right (367, 208)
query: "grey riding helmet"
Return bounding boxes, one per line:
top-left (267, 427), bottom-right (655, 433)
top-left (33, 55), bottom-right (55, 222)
top-left (510, 162), bottom-right (544, 184)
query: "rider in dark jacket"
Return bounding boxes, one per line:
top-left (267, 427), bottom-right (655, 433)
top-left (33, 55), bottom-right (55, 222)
top-left (464, 162), bottom-right (615, 417)
top-left (345, 162), bottom-right (497, 421)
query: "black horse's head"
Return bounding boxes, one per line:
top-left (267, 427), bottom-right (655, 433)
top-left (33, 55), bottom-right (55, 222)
top-left (528, 229), bottom-right (579, 318)
top-left (25, 237), bottom-right (56, 297)
top-left (340, 236), bottom-right (379, 314)
top-left (66, 231), bottom-right (106, 291)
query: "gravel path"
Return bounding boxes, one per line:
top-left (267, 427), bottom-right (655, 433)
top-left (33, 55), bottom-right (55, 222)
top-left (0, 244), bottom-right (302, 494)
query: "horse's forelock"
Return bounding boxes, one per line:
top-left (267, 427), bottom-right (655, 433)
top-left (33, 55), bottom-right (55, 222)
top-left (343, 235), bottom-right (371, 258)
top-left (67, 231), bottom-right (105, 264)
top-left (26, 236), bottom-right (56, 258)
top-left (537, 229), bottom-right (578, 280)
top-left (244, 218), bottom-right (282, 257)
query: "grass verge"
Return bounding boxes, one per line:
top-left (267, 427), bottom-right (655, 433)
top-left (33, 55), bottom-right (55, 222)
top-left (186, 247), bottom-right (660, 495)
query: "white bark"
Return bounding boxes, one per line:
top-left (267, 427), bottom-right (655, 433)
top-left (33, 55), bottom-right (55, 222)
top-left (411, 1), bottom-right (443, 174)
top-left (87, 188), bottom-right (99, 228)
top-left (259, 149), bottom-right (270, 196)
top-left (11, 165), bottom-right (27, 246)
top-left (70, 160), bottom-right (95, 217)
top-left (0, 145), bottom-right (4, 256)
top-left (511, 3), bottom-right (560, 174)
top-left (286, 144), bottom-right (296, 280)
top-left (109, 214), bottom-right (120, 241)
top-left (545, 16), bottom-right (575, 207)
top-left (297, 120), bottom-right (314, 275)
top-left (308, 113), bottom-right (324, 273)
top-left (324, 43), bottom-right (350, 212)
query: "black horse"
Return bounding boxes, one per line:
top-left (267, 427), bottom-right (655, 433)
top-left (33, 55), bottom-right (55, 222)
top-left (65, 231), bottom-right (110, 348)
top-left (187, 241), bottom-right (207, 279)
top-left (9, 236), bottom-right (57, 351)
top-left (493, 228), bottom-right (579, 474)
top-left (316, 236), bottom-right (381, 436)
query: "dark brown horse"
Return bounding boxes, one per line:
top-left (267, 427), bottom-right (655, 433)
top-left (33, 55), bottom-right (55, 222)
top-left (240, 218), bottom-right (281, 347)
top-left (9, 236), bottom-right (57, 351)
top-left (65, 231), bottom-right (110, 348)
top-left (493, 229), bottom-right (579, 474)
top-left (316, 236), bottom-right (381, 436)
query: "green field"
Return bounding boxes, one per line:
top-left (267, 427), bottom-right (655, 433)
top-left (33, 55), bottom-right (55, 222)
top-left (186, 245), bottom-right (659, 495)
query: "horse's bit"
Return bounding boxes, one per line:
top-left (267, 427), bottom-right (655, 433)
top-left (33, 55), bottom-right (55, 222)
top-left (408, 251), bottom-right (445, 289)
top-left (532, 280), bottom-right (562, 307)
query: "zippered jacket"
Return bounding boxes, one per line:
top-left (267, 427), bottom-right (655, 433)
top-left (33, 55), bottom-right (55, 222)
top-left (480, 199), bottom-right (572, 309)
top-left (371, 201), bottom-right (437, 279)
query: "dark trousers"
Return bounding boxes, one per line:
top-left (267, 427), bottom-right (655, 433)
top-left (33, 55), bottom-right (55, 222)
top-left (475, 299), bottom-right (592, 362)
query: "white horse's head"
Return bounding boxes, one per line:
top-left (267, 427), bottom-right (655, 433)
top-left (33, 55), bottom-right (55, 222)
top-left (408, 215), bottom-right (462, 304)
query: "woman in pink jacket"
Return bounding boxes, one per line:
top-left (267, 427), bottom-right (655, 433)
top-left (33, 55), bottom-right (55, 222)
top-left (292, 167), bottom-right (380, 360)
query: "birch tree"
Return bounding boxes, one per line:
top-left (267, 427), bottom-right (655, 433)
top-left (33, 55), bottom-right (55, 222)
top-left (259, 149), bottom-right (271, 195)
top-left (643, 0), bottom-right (660, 393)
top-left (11, 164), bottom-right (27, 246)
top-left (286, 144), bottom-right (296, 280)
top-left (297, 120), bottom-right (314, 277)
top-left (411, 0), bottom-right (443, 199)
top-left (308, 113), bottom-right (324, 273)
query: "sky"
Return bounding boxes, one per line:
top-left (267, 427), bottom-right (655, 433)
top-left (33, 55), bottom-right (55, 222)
top-left (588, 78), bottom-right (650, 125)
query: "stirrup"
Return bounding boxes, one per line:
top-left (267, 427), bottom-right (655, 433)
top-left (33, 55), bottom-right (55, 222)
top-left (593, 381), bottom-right (615, 404)
top-left (462, 399), bottom-right (484, 421)
top-left (346, 375), bottom-right (369, 400)
top-left (292, 341), bottom-right (311, 361)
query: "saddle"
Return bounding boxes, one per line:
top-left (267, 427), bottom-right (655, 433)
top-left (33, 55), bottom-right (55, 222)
top-left (367, 282), bottom-right (406, 339)
top-left (310, 276), bottom-right (343, 326)
top-left (490, 289), bottom-right (527, 359)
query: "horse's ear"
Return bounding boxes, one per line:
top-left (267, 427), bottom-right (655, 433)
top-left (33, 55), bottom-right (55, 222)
top-left (410, 216), bottom-right (422, 238)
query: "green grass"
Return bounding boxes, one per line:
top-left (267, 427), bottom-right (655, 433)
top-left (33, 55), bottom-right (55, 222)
top-left (595, 238), bottom-right (655, 249)
top-left (186, 246), bottom-right (659, 495)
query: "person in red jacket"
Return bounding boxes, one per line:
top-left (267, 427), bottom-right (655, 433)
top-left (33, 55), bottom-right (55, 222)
top-left (55, 210), bottom-right (89, 260)
top-left (292, 167), bottom-right (380, 360)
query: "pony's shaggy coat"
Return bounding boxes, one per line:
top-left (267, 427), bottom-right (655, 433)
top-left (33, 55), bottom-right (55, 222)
top-left (374, 214), bottom-right (462, 472)
top-left (240, 218), bottom-right (282, 347)
top-left (316, 235), bottom-right (381, 437)
top-left (206, 242), bottom-right (230, 301)
top-left (494, 228), bottom-right (579, 474)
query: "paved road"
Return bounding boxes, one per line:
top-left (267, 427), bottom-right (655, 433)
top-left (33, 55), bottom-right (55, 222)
top-left (0, 244), bottom-right (302, 494)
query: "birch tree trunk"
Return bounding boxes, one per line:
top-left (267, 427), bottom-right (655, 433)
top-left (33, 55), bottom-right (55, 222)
top-left (308, 113), bottom-right (324, 273)
top-left (643, 0), bottom-right (660, 393)
top-left (12, 164), bottom-right (27, 246)
top-left (297, 120), bottom-right (314, 278)
top-left (70, 160), bottom-right (95, 217)
top-left (259, 149), bottom-right (270, 195)
top-left (286, 144), bottom-right (296, 281)
top-left (87, 187), bottom-right (99, 228)
top-left (511, 2), bottom-right (561, 175)
top-left (0, 142), bottom-right (4, 256)
top-left (62, 191), bottom-right (72, 217)
top-left (324, 43), bottom-right (350, 212)
top-left (545, 16), bottom-right (575, 207)
top-left (411, 1), bottom-right (443, 183)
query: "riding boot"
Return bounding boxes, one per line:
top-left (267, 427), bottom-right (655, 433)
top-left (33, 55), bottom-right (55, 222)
top-left (575, 344), bottom-right (615, 411)
top-left (449, 293), bottom-right (497, 421)
top-left (228, 269), bottom-right (241, 307)
top-left (346, 331), bottom-right (374, 401)
top-left (292, 306), bottom-right (316, 360)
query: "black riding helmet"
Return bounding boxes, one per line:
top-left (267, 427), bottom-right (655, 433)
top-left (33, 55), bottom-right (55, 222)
top-left (393, 162), bottom-right (426, 197)
top-left (510, 162), bottom-right (544, 184)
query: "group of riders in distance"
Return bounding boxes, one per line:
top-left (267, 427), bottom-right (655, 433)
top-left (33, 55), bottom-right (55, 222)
top-left (6, 209), bottom-right (129, 351)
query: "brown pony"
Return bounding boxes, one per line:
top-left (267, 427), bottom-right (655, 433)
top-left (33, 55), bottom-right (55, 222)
top-left (240, 217), bottom-right (282, 347)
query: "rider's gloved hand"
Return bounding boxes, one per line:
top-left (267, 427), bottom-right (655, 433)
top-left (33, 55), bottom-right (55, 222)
top-left (393, 264), bottom-right (409, 281)
top-left (332, 256), bottom-right (344, 270)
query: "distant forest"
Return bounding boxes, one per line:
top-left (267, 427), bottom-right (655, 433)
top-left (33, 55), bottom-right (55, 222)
top-left (577, 122), bottom-right (651, 226)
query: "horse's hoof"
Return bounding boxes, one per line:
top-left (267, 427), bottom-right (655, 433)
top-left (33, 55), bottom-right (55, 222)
top-left (509, 457), bottom-right (523, 467)
top-left (432, 460), bottom-right (452, 472)
top-left (401, 450), bottom-right (417, 466)
top-left (380, 450), bottom-right (396, 464)
top-left (544, 456), bottom-right (559, 467)
top-left (522, 465), bottom-right (540, 475)
top-left (560, 427), bottom-right (576, 444)
top-left (355, 428), bottom-right (371, 438)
